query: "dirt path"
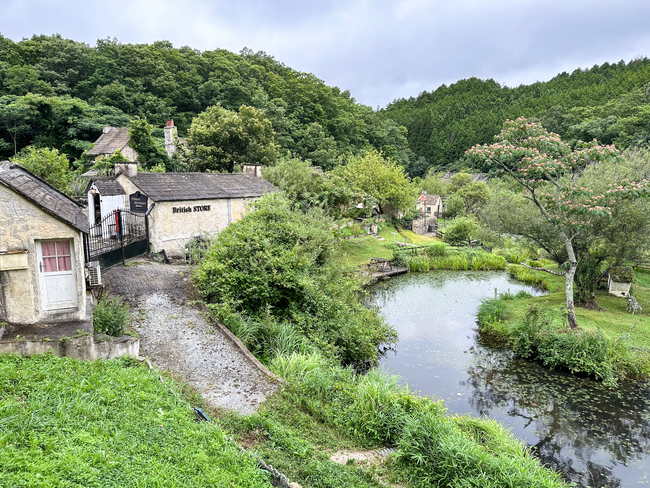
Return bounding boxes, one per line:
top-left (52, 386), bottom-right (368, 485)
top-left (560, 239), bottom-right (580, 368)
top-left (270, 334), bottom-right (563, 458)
top-left (103, 260), bottom-right (279, 415)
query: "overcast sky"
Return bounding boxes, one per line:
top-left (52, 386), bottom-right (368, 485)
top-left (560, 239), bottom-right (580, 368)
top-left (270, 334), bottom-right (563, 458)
top-left (3, 0), bottom-right (650, 109)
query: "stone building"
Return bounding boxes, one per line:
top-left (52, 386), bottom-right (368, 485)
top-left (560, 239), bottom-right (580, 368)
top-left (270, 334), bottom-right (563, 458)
top-left (0, 162), bottom-right (88, 325)
top-left (419, 193), bottom-right (444, 218)
top-left (109, 163), bottom-right (274, 256)
top-left (86, 127), bottom-right (138, 162)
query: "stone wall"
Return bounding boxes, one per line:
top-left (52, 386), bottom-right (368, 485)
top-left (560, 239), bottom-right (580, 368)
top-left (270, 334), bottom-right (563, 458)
top-left (411, 216), bottom-right (437, 235)
top-left (0, 334), bottom-right (139, 361)
top-left (0, 186), bottom-right (86, 324)
top-left (148, 198), bottom-right (250, 255)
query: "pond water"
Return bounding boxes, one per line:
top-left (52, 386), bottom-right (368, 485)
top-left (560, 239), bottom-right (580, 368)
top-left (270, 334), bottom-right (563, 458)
top-left (369, 271), bottom-right (650, 488)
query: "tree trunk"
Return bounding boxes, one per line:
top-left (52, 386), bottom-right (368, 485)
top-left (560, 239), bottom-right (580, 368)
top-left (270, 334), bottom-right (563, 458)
top-left (559, 231), bottom-right (579, 329)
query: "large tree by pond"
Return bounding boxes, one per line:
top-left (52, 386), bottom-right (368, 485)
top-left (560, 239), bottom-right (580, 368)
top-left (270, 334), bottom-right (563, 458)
top-left (467, 117), bottom-right (649, 328)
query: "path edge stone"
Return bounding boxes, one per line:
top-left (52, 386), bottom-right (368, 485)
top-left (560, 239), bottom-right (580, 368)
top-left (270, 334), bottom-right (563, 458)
top-left (196, 301), bottom-right (285, 385)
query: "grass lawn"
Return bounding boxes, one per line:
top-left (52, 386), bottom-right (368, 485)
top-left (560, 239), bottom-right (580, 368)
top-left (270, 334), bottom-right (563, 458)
top-left (333, 224), bottom-right (441, 269)
top-left (0, 354), bottom-right (271, 488)
top-left (500, 266), bottom-right (650, 355)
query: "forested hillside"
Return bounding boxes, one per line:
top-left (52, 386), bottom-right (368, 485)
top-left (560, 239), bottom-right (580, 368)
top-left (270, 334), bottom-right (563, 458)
top-left (381, 58), bottom-right (650, 175)
top-left (0, 34), bottom-right (411, 168)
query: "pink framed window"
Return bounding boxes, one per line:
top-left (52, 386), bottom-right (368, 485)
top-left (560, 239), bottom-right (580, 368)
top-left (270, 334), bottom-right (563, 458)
top-left (42, 240), bottom-right (72, 273)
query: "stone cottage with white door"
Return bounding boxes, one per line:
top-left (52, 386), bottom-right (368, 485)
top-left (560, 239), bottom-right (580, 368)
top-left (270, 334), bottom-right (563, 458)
top-left (0, 162), bottom-right (89, 325)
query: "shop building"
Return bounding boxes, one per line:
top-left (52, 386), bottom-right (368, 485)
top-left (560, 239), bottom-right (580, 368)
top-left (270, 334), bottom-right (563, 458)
top-left (85, 163), bottom-right (274, 257)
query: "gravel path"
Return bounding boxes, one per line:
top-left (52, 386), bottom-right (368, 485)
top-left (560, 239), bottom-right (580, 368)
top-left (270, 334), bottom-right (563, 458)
top-left (103, 260), bottom-right (279, 415)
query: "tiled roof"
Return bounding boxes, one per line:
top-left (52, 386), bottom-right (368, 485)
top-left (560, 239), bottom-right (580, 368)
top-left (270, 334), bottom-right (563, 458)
top-left (126, 172), bottom-right (275, 202)
top-left (88, 177), bottom-right (125, 196)
top-left (87, 127), bottom-right (131, 155)
top-left (0, 162), bottom-right (88, 233)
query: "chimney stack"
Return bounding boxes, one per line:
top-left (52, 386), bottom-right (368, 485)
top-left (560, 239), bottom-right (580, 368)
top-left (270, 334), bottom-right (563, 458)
top-left (164, 120), bottom-right (177, 157)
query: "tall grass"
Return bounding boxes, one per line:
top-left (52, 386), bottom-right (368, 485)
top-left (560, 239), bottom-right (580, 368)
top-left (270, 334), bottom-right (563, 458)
top-left (268, 353), bottom-right (568, 488)
top-left (395, 247), bottom-right (506, 272)
top-left (509, 265), bottom-right (549, 290)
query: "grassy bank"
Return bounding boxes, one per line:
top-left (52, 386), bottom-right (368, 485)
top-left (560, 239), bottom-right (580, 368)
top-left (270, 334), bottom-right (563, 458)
top-left (0, 354), bottom-right (271, 487)
top-left (477, 267), bottom-right (650, 383)
top-left (190, 196), bottom-right (570, 487)
top-left (219, 353), bottom-right (568, 488)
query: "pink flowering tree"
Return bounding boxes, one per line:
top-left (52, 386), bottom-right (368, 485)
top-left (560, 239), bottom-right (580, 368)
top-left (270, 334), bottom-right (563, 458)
top-left (467, 117), bottom-right (649, 329)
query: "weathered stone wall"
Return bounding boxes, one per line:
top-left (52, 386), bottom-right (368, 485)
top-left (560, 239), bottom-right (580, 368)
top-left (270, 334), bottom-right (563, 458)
top-left (0, 186), bottom-right (86, 324)
top-left (117, 174), bottom-right (254, 256)
top-left (148, 197), bottom-right (251, 255)
top-left (0, 334), bottom-right (139, 360)
top-left (412, 216), bottom-right (437, 235)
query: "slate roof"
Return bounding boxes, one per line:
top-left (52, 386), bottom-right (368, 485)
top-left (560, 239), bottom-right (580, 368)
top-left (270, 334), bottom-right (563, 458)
top-left (422, 194), bottom-right (442, 206)
top-left (125, 173), bottom-right (275, 202)
top-left (87, 127), bottom-right (131, 155)
top-left (87, 177), bottom-right (126, 196)
top-left (0, 162), bottom-right (89, 233)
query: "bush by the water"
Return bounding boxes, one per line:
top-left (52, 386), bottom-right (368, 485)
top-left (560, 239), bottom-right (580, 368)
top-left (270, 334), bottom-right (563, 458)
top-left (92, 294), bottom-right (129, 336)
top-left (509, 264), bottom-right (549, 290)
top-left (442, 216), bottom-right (477, 245)
top-left (270, 352), bottom-right (567, 488)
top-left (477, 300), bottom-right (624, 384)
top-left (394, 246), bottom-right (506, 272)
top-left (194, 193), bottom-right (396, 367)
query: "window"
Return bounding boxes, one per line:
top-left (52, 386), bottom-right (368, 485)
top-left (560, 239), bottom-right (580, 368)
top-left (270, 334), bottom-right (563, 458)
top-left (427, 207), bottom-right (431, 212)
top-left (41, 241), bottom-right (72, 272)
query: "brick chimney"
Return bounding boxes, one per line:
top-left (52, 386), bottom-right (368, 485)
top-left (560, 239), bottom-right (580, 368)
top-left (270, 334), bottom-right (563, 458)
top-left (164, 120), bottom-right (177, 158)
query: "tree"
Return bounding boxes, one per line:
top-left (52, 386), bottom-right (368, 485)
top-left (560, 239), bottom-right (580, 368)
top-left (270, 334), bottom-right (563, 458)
top-left (187, 104), bottom-right (279, 172)
top-left (334, 151), bottom-right (416, 215)
top-left (467, 117), bottom-right (648, 328)
top-left (128, 118), bottom-right (171, 170)
top-left (11, 146), bottom-right (73, 194)
top-left (261, 157), bottom-right (358, 218)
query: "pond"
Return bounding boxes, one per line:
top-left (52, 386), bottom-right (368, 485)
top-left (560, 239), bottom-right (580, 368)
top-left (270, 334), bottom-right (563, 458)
top-left (369, 271), bottom-right (650, 488)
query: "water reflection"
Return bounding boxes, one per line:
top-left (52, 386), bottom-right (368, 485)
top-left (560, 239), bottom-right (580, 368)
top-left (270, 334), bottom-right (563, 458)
top-left (370, 271), bottom-right (650, 488)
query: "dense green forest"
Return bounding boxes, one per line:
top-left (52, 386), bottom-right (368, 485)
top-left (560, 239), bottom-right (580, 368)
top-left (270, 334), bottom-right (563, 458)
top-left (3, 34), bottom-right (650, 178)
top-left (0, 34), bottom-right (411, 168)
top-left (381, 58), bottom-right (650, 175)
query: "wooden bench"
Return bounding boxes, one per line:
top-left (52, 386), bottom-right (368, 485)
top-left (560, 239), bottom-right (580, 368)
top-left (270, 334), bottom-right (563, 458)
top-left (368, 257), bottom-right (392, 271)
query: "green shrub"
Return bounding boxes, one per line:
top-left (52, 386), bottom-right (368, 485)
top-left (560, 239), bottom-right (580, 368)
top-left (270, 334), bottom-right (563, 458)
top-left (481, 303), bottom-right (618, 385)
top-left (92, 294), bottom-right (129, 336)
top-left (195, 193), bottom-right (396, 367)
top-left (442, 216), bottom-right (477, 245)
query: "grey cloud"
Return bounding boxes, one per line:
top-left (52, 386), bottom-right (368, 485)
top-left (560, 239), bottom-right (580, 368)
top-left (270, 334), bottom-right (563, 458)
top-left (2, 0), bottom-right (650, 108)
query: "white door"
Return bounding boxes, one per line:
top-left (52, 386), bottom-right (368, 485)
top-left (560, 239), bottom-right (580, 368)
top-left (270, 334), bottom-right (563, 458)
top-left (37, 240), bottom-right (78, 311)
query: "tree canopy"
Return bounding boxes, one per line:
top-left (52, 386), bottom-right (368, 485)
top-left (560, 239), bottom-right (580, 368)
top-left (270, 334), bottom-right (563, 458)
top-left (467, 117), bottom-right (649, 328)
top-left (187, 104), bottom-right (279, 172)
top-left (334, 151), bottom-right (416, 215)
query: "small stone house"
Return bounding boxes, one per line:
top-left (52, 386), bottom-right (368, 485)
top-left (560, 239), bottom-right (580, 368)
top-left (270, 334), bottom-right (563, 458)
top-left (112, 163), bottom-right (274, 256)
top-left (419, 193), bottom-right (444, 218)
top-left (0, 162), bottom-right (88, 325)
top-left (86, 127), bottom-right (138, 162)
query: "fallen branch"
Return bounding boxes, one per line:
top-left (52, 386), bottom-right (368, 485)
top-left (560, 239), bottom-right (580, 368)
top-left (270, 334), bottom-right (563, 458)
top-left (518, 263), bottom-right (565, 276)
